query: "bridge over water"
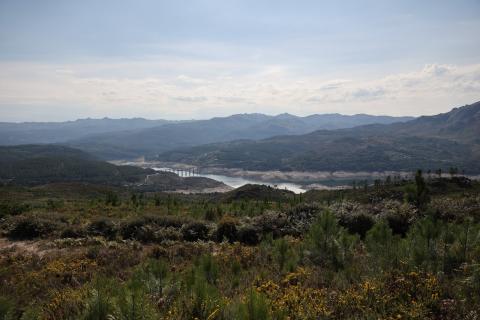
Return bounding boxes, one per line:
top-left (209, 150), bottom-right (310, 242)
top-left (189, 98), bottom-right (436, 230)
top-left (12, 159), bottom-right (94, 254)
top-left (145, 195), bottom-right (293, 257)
top-left (154, 167), bottom-right (200, 177)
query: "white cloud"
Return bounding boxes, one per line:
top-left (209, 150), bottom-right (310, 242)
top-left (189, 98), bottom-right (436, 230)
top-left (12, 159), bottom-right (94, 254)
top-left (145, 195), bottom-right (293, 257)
top-left (0, 60), bottom-right (479, 121)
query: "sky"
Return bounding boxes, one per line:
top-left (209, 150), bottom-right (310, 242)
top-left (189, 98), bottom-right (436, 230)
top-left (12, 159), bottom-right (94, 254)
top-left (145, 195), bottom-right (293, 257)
top-left (0, 0), bottom-right (479, 122)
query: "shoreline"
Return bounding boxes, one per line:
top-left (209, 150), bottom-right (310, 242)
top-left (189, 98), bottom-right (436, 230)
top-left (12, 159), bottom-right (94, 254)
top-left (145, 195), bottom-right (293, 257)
top-left (113, 160), bottom-right (415, 183)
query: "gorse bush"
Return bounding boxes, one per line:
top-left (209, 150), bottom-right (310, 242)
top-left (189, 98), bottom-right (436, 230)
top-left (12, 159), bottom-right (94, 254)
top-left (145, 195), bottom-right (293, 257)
top-left (2, 177), bottom-right (480, 319)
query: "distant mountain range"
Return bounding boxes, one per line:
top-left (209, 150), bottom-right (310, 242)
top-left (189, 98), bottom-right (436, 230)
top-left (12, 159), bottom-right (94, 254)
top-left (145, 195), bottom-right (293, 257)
top-left (67, 113), bottom-right (413, 159)
top-left (3, 102), bottom-right (478, 174)
top-left (0, 113), bottom-right (414, 159)
top-left (0, 118), bottom-right (174, 145)
top-left (157, 101), bottom-right (480, 173)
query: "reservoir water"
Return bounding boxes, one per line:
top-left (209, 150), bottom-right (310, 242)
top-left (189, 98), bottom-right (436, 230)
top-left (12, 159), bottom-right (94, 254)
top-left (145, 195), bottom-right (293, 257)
top-left (152, 167), bottom-right (306, 193)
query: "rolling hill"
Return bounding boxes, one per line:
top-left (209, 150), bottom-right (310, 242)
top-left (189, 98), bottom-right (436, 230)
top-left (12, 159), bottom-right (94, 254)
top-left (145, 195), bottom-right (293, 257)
top-left (156, 101), bottom-right (480, 173)
top-left (0, 145), bottom-right (154, 185)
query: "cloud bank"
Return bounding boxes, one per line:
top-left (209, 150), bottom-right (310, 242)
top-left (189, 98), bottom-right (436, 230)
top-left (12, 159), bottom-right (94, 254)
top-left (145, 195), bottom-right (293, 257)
top-left (0, 60), bottom-right (479, 121)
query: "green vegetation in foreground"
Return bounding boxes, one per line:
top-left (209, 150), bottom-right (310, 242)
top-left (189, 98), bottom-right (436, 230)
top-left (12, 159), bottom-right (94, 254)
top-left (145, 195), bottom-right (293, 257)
top-left (0, 173), bottom-right (480, 319)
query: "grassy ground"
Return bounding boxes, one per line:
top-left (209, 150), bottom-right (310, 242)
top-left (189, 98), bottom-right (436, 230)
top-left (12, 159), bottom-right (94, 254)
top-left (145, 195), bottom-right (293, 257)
top-left (0, 177), bottom-right (479, 319)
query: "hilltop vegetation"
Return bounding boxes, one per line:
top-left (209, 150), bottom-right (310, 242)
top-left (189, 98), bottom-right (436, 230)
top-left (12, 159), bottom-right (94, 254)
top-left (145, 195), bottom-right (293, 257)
top-left (0, 145), bottom-right (153, 185)
top-left (0, 173), bottom-right (480, 319)
top-left (158, 101), bottom-right (480, 173)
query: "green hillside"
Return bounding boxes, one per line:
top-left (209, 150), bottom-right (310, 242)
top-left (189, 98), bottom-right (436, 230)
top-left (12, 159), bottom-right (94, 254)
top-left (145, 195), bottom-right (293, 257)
top-left (0, 145), bottom-right (153, 185)
top-left (157, 101), bottom-right (480, 173)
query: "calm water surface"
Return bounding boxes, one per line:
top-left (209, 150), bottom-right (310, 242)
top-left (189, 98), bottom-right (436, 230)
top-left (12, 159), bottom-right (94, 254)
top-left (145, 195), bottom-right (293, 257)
top-left (152, 167), bottom-right (306, 193)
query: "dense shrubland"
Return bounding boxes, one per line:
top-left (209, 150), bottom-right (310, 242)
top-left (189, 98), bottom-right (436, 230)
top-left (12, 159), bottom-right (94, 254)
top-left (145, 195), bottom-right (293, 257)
top-left (0, 175), bottom-right (480, 319)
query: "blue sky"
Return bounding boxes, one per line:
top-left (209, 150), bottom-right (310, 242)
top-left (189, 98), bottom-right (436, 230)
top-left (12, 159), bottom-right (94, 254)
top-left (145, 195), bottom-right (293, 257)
top-left (0, 0), bottom-right (479, 121)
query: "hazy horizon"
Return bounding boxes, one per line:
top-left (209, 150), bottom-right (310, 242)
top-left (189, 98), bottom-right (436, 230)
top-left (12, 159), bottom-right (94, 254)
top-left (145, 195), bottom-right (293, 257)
top-left (1, 0), bottom-right (479, 122)
top-left (1, 110), bottom-right (421, 124)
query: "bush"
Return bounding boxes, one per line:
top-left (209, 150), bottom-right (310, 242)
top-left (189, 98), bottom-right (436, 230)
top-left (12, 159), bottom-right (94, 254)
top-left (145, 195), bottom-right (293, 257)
top-left (61, 225), bottom-right (87, 238)
top-left (338, 212), bottom-right (374, 238)
top-left (198, 255), bottom-right (219, 285)
top-left (273, 237), bottom-right (297, 272)
top-left (238, 225), bottom-right (260, 245)
top-left (365, 220), bottom-right (403, 271)
top-left (120, 215), bottom-right (185, 243)
top-left (0, 201), bottom-right (30, 218)
top-left (306, 211), bottom-right (358, 270)
top-left (180, 266), bottom-right (221, 320)
top-left (82, 284), bottom-right (115, 320)
top-left (87, 218), bottom-right (117, 240)
top-left (215, 215), bottom-right (238, 243)
top-left (385, 212), bottom-right (412, 236)
top-left (182, 222), bottom-right (209, 242)
top-left (0, 296), bottom-right (14, 320)
top-left (6, 214), bottom-right (63, 240)
top-left (120, 215), bottom-right (189, 240)
top-left (234, 289), bottom-right (270, 320)
top-left (104, 191), bottom-right (120, 206)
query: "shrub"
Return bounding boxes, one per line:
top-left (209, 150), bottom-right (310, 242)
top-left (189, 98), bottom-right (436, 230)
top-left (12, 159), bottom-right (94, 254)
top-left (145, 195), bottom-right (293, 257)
top-left (81, 282), bottom-right (115, 320)
top-left (182, 222), bottom-right (209, 242)
top-left (0, 201), bottom-right (30, 218)
top-left (104, 191), bottom-right (120, 206)
top-left (306, 211), bottom-right (358, 270)
top-left (365, 220), bottom-right (403, 271)
top-left (198, 255), bottom-right (219, 285)
top-left (385, 211), bottom-right (412, 236)
top-left (87, 218), bottom-right (117, 240)
top-left (61, 225), bottom-right (87, 238)
top-left (273, 237), bottom-right (297, 273)
top-left (338, 212), bottom-right (374, 238)
top-left (0, 296), bottom-right (14, 320)
top-left (120, 215), bottom-right (189, 241)
top-left (114, 278), bottom-right (159, 320)
top-left (234, 289), bottom-right (270, 320)
top-left (180, 267), bottom-right (221, 320)
top-left (238, 225), bottom-right (260, 245)
top-left (6, 214), bottom-right (63, 240)
top-left (406, 217), bottom-right (443, 272)
top-left (215, 215), bottom-right (238, 243)
top-left (132, 225), bottom-right (157, 243)
top-left (45, 199), bottom-right (64, 210)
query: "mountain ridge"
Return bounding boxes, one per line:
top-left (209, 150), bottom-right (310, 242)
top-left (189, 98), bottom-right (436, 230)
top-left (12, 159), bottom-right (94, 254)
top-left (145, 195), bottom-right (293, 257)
top-left (156, 101), bottom-right (480, 173)
top-left (65, 113), bottom-right (414, 159)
